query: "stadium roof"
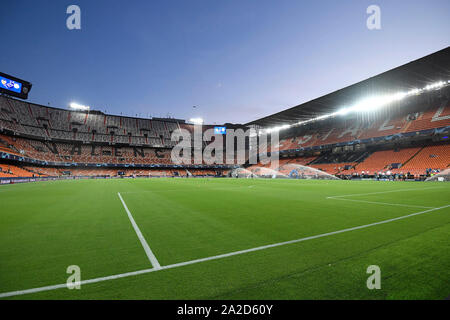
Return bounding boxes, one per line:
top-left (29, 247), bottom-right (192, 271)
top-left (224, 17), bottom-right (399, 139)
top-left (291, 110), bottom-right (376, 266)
top-left (246, 46), bottom-right (450, 128)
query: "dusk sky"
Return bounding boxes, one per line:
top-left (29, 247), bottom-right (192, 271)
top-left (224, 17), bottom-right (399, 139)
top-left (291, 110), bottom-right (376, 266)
top-left (1, 0), bottom-right (449, 124)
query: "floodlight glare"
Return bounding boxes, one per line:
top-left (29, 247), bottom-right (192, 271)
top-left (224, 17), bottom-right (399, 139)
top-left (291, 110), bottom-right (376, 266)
top-left (259, 79), bottom-right (450, 135)
top-left (69, 103), bottom-right (90, 111)
top-left (337, 107), bottom-right (352, 116)
top-left (425, 81), bottom-right (445, 91)
top-left (408, 88), bottom-right (420, 95)
top-left (189, 118), bottom-right (204, 125)
top-left (351, 95), bottom-right (391, 113)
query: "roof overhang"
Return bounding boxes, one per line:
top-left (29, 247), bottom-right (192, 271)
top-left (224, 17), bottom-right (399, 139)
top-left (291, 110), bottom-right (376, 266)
top-left (246, 47), bottom-right (450, 128)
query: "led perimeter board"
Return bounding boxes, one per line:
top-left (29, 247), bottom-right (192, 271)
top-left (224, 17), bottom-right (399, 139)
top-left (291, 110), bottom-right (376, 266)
top-left (0, 72), bottom-right (32, 100)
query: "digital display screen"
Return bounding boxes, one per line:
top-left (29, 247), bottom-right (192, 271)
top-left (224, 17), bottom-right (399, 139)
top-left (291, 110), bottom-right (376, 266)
top-left (214, 126), bottom-right (226, 135)
top-left (0, 75), bottom-right (22, 94)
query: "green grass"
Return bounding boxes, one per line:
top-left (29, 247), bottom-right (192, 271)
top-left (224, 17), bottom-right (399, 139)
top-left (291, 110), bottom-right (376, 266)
top-left (0, 178), bottom-right (449, 299)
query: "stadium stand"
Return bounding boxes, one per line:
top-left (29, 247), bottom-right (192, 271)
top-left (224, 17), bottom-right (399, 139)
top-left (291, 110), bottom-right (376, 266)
top-left (397, 144), bottom-right (450, 176)
top-left (0, 95), bottom-right (183, 148)
top-left (11, 166), bottom-right (220, 178)
top-left (1, 48), bottom-right (449, 181)
top-left (0, 134), bottom-right (174, 164)
top-left (309, 162), bottom-right (357, 175)
top-left (348, 147), bottom-right (422, 175)
top-left (0, 164), bottom-right (36, 177)
top-left (276, 101), bottom-right (450, 151)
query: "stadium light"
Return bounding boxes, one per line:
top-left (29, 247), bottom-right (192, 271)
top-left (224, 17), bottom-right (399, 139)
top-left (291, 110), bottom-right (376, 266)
top-left (69, 102), bottom-right (90, 111)
top-left (189, 118), bottom-right (204, 125)
top-left (424, 81), bottom-right (445, 91)
top-left (408, 88), bottom-right (420, 95)
top-left (261, 79), bottom-right (450, 134)
top-left (337, 107), bottom-right (351, 116)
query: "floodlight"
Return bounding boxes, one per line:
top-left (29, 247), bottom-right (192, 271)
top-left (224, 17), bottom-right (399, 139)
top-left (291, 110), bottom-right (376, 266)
top-left (189, 118), bottom-right (204, 125)
top-left (69, 102), bottom-right (90, 111)
top-left (337, 107), bottom-right (351, 116)
top-left (408, 88), bottom-right (420, 95)
top-left (259, 79), bottom-right (450, 134)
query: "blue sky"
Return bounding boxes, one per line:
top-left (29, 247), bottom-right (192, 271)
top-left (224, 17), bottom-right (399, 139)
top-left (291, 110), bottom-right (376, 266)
top-left (1, 0), bottom-right (449, 124)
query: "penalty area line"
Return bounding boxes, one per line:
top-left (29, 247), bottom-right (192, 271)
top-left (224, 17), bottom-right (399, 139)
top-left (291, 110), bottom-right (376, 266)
top-left (327, 197), bottom-right (435, 209)
top-left (0, 204), bottom-right (448, 299)
top-left (326, 187), bottom-right (443, 199)
top-left (326, 187), bottom-right (444, 208)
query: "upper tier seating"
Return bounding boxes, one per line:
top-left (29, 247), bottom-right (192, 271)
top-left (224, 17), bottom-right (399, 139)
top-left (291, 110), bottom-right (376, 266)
top-left (277, 101), bottom-right (450, 151)
top-left (0, 96), bottom-right (185, 147)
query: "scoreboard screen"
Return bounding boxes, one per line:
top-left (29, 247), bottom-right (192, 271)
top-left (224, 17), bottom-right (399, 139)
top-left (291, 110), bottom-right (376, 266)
top-left (0, 72), bottom-right (32, 99)
top-left (214, 126), bottom-right (226, 135)
top-left (0, 75), bottom-right (22, 94)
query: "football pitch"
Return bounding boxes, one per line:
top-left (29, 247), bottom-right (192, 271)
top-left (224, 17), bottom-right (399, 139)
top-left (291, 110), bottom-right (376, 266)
top-left (0, 178), bottom-right (449, 300)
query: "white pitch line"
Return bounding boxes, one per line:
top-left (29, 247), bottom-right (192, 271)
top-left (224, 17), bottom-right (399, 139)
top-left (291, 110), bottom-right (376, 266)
top-left (120, 185), bottom-right (258, 194)
top-left (326, 187), bottom-right (443, 208)
top-left (117, 192), bottom-right (161, 270)
top-left (328, 197), bottom-right (435, 209)
top-left (326, 187), bottom-right (443, 199)
top-left (1, 204), bottom-right (448, 299)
